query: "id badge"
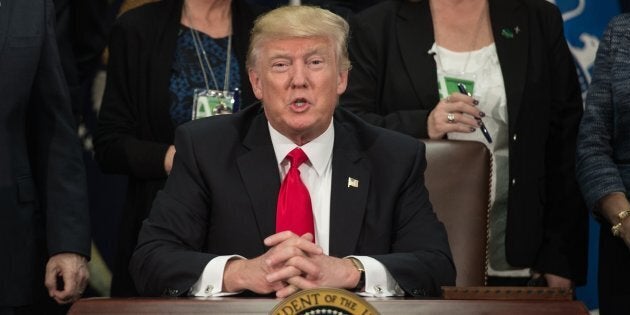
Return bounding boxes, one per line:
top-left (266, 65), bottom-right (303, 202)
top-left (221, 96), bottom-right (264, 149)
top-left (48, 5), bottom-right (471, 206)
top-left (192, 89), bottom-right (236, 120)
top-left (437, 70), bottom-right (477, 100)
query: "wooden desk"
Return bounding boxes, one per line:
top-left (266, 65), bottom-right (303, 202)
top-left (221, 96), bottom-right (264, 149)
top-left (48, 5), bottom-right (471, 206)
top-left (68, 297), bottom-right (588, 315)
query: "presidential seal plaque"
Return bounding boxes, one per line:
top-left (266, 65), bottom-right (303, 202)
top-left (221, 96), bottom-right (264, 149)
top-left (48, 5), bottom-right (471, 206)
top-left (270, 288), bottom-right (380, 315)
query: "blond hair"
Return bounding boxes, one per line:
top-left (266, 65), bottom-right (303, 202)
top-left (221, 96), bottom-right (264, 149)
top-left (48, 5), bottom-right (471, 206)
top-left (246, 5), bottom-right (351, 71)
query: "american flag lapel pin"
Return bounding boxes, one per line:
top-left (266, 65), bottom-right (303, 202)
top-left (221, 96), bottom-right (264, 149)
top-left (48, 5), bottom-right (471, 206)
top-left (347, 177), bottom-right (359, 188)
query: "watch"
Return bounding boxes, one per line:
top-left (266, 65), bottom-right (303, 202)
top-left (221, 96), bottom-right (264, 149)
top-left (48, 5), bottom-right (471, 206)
top-left (347, 257), bottom-right (365, 291)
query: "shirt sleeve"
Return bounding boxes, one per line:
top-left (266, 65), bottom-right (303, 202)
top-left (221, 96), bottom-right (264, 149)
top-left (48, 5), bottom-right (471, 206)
top-left (350, 256), bottom-right (404, 297)
top-left (189, 255), bottom-right (245, 297)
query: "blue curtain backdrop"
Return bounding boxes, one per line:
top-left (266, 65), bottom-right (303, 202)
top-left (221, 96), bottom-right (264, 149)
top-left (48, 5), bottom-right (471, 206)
top-left (549, 0), bottom-right (623, 310)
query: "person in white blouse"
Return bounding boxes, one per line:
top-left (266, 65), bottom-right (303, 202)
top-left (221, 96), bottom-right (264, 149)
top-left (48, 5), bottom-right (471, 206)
top-left (340, 0), bottom-right (587, 288)
top-left (130, 5), bottom-right (454, 298)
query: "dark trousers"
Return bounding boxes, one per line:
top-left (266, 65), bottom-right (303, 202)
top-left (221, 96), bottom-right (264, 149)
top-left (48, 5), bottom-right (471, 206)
top-left (598, 224), bottom-right (630, 315)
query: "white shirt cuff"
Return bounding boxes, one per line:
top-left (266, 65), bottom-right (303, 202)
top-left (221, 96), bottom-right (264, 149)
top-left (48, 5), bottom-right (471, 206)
top-left (348, 256), bottom-right (404, 297)
top-left (189, 255), bottom-right (244, 297)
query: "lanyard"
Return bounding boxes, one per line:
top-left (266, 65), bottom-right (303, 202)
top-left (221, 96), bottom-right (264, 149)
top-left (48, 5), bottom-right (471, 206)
top-left (189, 27), bottom-right (232, 93)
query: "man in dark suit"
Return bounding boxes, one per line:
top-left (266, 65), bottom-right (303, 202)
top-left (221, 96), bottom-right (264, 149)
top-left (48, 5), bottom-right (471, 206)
top-left (0, 0), bottom-right (91, 313)
top-left (130, 5), bottom-right (455, 298)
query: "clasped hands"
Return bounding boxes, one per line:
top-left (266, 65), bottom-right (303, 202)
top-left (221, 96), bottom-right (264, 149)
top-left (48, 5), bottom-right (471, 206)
top-left (222, 231), bottom-right (361, 298)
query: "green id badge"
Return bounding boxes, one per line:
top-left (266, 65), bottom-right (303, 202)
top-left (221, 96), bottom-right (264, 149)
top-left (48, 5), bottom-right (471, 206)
top-left (192, 89), bottom-right (235, 120)
top-left (444, 76), bottom-right (475, 96)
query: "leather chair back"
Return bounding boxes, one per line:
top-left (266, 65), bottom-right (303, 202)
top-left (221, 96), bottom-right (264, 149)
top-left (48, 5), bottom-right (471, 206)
top-left (422, 139), bottom-right (492, 286)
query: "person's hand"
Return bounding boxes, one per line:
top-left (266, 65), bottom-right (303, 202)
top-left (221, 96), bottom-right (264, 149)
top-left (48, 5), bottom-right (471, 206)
top-left (427, 92), bottom-right (485, 139)
top-left (543, 273), bottom-right (572, 288)
top-left (531, 272), bottom-right (572, 288)
top-left (617, 219), bottom-right (630, 248)
top-left (610, 216), bottom-right (630, 248)
top-left (267, 252), bottom-right (360, 298)
top-left (164, 145), bottom-right (176, 175)
top-left (598, 192), bottom-right (630, 247)
top-left (44, 253), bottom-right (89, 304)
top-left (222, 232), bottom-right (322, 295)
top-left (222, 256), bottom-right (287, 295)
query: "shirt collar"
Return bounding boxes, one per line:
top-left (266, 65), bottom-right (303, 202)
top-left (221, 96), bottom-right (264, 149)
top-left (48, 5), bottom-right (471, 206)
top-left (268, 120), bottom-right (335, 177)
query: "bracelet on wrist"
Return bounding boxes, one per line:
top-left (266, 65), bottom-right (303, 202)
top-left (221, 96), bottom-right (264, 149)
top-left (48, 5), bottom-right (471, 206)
top-left (611, 209), bottom-right (630, 237)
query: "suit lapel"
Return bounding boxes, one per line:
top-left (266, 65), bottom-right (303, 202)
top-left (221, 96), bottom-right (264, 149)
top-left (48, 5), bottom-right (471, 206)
top-left (490, 0), bottom-right (528, 130)
top-left (397, 0), bottom-right (440, 109)
top-left (328, 119), bottom-right (371, 257)
top-left (237, 114), bottom-right (280, 241)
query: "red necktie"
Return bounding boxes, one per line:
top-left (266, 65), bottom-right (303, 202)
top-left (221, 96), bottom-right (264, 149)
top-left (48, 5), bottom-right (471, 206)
top-left (276, 148), bottom-right (314, 237)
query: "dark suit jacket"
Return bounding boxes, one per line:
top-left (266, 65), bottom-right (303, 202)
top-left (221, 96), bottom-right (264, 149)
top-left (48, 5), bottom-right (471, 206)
top-left (54, 0), bottom-right (112, 123)
top-left (340, 0), bottom-right (588, 283)
top-left (130, 104), bottom-right (455, 297)
top-left (93, 0), bottom-right (265, 296)
top-left (0, 0), bottom-right (90, 306)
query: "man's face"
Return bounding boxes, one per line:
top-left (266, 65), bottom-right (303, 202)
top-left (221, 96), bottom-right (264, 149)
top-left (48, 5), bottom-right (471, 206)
top-left (248, 36), bottom-right (348, 145)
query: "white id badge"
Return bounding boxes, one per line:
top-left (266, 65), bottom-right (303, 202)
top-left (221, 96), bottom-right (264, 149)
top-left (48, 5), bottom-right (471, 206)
top-left (192, 89), bottom-right (236, 120)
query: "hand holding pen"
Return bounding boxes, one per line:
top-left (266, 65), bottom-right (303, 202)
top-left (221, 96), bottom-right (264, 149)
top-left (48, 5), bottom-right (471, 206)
top-left (456, 83), bottom-right (493, 143)
top-left (426, 83), bottom-right (491, 141)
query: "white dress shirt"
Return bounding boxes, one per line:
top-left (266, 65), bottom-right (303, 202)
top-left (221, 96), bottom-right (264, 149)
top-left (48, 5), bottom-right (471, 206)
top-left (190, 119), bottom-right (403, 296)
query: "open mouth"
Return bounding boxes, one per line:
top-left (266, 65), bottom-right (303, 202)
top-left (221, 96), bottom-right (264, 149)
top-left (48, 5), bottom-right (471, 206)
top-left (293, 98), bottom-right (308, 107)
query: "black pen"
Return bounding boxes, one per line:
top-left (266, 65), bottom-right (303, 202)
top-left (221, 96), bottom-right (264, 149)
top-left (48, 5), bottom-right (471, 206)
top-left (457, 83), bottom-right (493, 143)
